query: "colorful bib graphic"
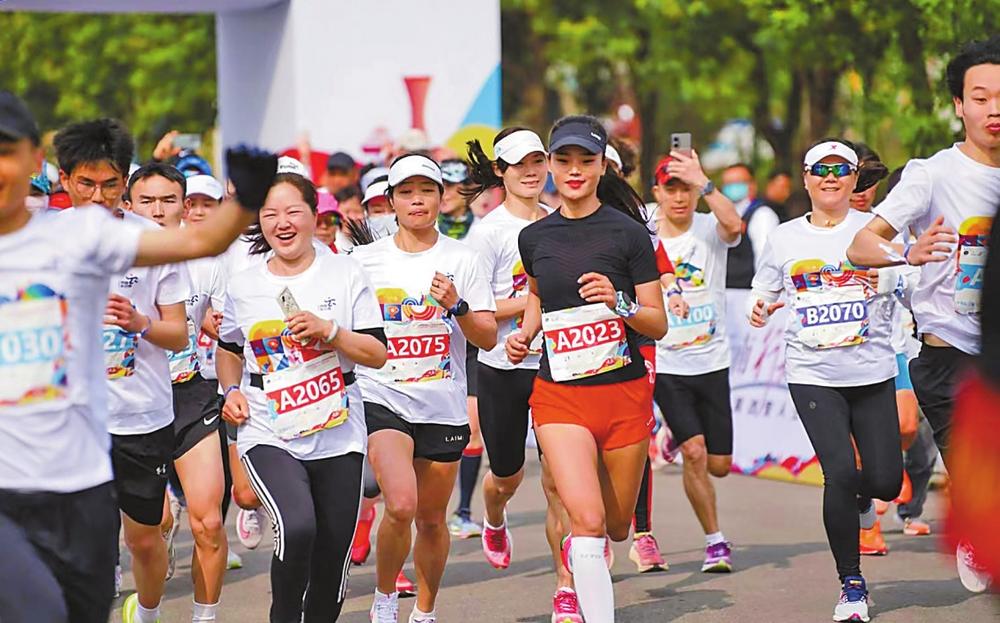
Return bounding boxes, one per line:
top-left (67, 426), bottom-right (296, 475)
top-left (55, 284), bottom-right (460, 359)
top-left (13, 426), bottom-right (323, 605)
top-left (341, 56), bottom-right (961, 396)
top-left (103, 325), bottom-right (137, 380)
top-left (248, 319), bottom-right (325, 374)
top-left (376, 288), bottom-right (452, 382)
top-left (0, 284), bottom-right (70, 407)
top-left (542, 303), bottom-right (630, 382)
top-left (955, 216), bottom-right (991, 315)
top-left (663, 289), bottom-right (717, 350)
top-left (790, 259), bottom-right (872, 349)
top-left (263, 351), bottom-right (350, 441)
top-left (169, 318), bottom-right (201, 384)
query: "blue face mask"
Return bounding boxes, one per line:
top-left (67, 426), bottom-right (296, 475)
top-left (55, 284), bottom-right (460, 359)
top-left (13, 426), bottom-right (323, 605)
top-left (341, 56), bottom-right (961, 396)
top-left (721, 182), bottom-right (750, 203)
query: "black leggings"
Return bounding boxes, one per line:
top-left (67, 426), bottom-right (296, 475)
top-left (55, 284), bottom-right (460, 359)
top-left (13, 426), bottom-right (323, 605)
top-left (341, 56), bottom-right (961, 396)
top-left (788, 380), bottom-right (902, 581)
top-left (242, 446), bottom-right (364, 623)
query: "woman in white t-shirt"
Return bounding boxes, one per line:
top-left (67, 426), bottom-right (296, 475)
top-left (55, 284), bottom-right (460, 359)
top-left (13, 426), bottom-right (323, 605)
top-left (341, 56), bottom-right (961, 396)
top-left (749, 139), bottom-right (903, 623)
top-left (351, 154), bottom-right (497, 623)
top-left (217, 173), bottom-right (387, 622)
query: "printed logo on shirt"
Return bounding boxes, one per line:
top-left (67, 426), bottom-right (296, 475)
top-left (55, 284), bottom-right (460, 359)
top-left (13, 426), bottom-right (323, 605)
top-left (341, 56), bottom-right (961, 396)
top-left (0, 284), bottom-right (70, 407)
top-left (955, 216), bottom-right (991, 315)
top-left (673, 259), bottom-right (706, 288)
top-left (318, 297), bottom-right (337, 311)
top-left (376, 288), bottom-right (445, 323)
top-left (186, 293), bottom-right (201, 307)
top-left (118, 274), bottom-right (139, 288)
top-left (248, 319), bottom-right (325, 374)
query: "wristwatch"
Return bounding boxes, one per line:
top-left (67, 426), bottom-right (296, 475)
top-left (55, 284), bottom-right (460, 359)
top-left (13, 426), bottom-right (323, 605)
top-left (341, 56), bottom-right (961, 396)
top-left (448, 299), bottom-right (470, 317)
top-left (614, 291), bottom-right (640, 319)
top-left (699, 180), bottom-right (716, 197)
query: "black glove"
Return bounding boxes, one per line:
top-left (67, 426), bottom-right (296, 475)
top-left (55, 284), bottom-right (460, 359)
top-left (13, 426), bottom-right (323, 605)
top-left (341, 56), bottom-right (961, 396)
top-left (225, 145), bottom-right (278, 211)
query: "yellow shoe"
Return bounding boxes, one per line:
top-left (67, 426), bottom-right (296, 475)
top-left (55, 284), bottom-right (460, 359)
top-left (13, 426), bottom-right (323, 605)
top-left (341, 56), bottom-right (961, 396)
top-left (860, 519), bottom-right (889, 556)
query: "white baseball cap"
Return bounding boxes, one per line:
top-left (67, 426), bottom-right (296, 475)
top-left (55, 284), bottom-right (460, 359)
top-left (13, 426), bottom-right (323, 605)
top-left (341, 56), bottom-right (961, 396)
top-left (277, 156), bottom-right (310, 178)
top-left (605, 145), bottom-right (623, 170)
top-left (387, 154), bottom-right (443, 188)
top-left (494, 130), bottom-right (547, 165)
top-left (803, 141), bottom-right (859, 168)
top-left (185, 174), bottom-right (224, 200)
top-left (363, 180), bottom-right (390, 206)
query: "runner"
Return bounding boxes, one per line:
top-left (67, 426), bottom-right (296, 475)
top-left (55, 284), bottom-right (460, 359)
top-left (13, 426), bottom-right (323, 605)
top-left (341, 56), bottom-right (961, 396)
top-left (0, 93), bottom-right (276, 623)
top-left (127, 164), bottom-right (230, 621)
top-left (846, 35), bottom-right (1000, 593)
top-left (462, 127), bottom-right (590, 618)
top-left (508, 115), bottom-right (667, 621)
top-left (649, 148), bottom-right (743, 573)
top-left (351, 154), bottom-right (497, 623)
top-left (750, 138), bottom-right (904, 622)
top-left (216, 171), bottom-right (388, 622)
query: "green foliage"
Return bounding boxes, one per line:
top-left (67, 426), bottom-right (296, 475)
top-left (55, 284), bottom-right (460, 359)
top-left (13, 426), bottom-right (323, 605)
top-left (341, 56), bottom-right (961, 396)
top-left (0, 12), bottom-right (216, 158)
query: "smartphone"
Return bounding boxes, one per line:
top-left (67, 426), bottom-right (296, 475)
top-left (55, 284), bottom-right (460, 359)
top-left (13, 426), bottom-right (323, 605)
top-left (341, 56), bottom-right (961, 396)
top-left (670, 132), bottom-right (692, 157)
top-left (173, 133), bottom-right (202, 152)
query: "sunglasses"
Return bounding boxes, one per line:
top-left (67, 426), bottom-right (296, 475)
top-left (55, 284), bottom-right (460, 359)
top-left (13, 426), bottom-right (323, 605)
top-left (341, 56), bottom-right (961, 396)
top-left (806, 163), bottom-right (856, 178)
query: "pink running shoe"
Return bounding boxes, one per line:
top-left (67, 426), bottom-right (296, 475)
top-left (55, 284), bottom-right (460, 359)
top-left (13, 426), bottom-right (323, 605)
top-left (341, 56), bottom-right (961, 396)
top-left (551, 588), bottom-right (584, 623)
top-left (395, 570), bottom-right (417, 597)
top-left (629, 532), bottom-right (667, 573)
top-left (481, 514), bottom-right (513, 569)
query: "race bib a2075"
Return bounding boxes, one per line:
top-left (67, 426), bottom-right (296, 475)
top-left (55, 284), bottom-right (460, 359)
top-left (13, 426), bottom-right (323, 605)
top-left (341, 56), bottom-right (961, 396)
top-left (376, 320), bottom-right (452, 384)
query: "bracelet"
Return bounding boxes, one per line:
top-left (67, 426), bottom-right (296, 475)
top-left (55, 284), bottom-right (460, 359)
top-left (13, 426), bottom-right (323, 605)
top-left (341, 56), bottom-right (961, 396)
top-left (137, 315), bottom-right (152, 339)
top-left (666, 284), bottom-right (683, 298)
top-left (323, 320), bottom-right (340, 344)
top-left (223, 385), bottom-right (240, 399)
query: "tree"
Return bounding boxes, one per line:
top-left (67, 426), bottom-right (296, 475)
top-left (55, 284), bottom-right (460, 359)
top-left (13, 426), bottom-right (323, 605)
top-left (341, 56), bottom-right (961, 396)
top-left (0, 12), bottom-right (216, 158)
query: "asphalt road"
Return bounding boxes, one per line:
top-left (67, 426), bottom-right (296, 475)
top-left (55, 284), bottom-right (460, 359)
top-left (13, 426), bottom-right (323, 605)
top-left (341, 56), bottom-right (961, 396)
top-left (113, 456), bottom-right (999, 622)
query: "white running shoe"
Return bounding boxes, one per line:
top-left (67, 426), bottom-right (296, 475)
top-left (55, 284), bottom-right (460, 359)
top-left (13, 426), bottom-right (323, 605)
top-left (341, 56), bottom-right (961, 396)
top-left (957, 541), bottom-right (992, 593)
top-left (226, 549), bottom-right (243, 570)
top-left (370, 593), bottom-right (400, 623)
top-left (408, 608), bottom-right (437, 623)
top-left (832, 575), bottom-right (870, 622)
top-left (237, 508), bottom-right (263, 550)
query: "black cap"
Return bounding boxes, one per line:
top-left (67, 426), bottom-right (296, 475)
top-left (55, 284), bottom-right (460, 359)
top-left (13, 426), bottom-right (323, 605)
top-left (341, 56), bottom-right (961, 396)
top-left (548, 119), bottom-right (607, 155)
top-left (327, 151), bottom-right (356, 172)
top-left (0, 91), bottom-right (40, 144)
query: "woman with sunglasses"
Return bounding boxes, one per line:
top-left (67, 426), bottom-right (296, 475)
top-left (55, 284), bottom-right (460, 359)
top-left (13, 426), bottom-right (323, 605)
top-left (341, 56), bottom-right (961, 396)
top-left (216, 172), bottom-right (388, 623)
top-left (507, 115), bottom-right (666, 621)
top-left (352, 154), bottom-right (497, 623)
top-left (748, 138), bottom-right (903, 622)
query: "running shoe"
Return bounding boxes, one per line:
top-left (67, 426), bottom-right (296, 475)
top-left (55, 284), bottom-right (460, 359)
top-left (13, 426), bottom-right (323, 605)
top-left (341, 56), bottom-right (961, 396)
top-left (395, 570), bottom-right (417, 597)
top-left (902, 517), bottom-right (931, 536)
top-left (226, 549), bottom-right (243, 570)
top-left (408, 609), bottom-right (436, 623)
top-left (482, 514), bottom-right (512, 569)
top-left (121, 593), bottom-right (160, 623)
top-left (858, 500), bottom-right (877, 530)
top-left (628, 532), bottom-right (667, 573)
top-left (352, 505), bottom-right (377, 565)
top-left (114, 564), bottom-right (122, 598)
top-left (237, 508), bottom-right (263, 550)
top-left (859, 520), bottom-right (888, 556)
top-left (448, 513), bottom-right (482, 539)
top-left (551, 588), bottom-right (585, 623)
top-left (370, 594), bottom-right (400, 623)
top-left (832, 575), bottom-right (870, 622)
top-left (956, 541), bottom-right (993, 593)
top-left (874, 499), bottom-right (890, 516)
top-left (701, 541), bottom-right (733, 573)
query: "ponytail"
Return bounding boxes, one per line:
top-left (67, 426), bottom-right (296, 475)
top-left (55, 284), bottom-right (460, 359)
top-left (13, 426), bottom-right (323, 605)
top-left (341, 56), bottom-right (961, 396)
top-left (462, 138), bottom-right (504, 201)
top-left (598, 169), bottom-right (652, 233)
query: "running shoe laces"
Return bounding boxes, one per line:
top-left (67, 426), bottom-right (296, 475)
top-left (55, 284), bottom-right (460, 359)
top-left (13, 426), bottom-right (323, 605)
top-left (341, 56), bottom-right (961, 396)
top-left (960, 542), bottom-right (988, 572)
top-left (485, 524), bottom-right (507, 551)
top-left (841, 576), bottom-right (868, 603)
top-left (635, 534), bottom-right (661, 560)
top-left (371, 598), bottom-right (399, 623)
top-left (553, 589), bottom-right (580, 614)
top-left (243, 510), bottom-right (260, 532)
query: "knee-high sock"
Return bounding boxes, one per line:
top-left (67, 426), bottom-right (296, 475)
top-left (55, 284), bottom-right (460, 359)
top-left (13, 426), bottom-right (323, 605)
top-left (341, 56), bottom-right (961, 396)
top-left (457, 447), bottom-right (483, 520)
top-left (571, 536), bottom-right (614, 622)
top-left (632, 457), bottom-right (653, 534)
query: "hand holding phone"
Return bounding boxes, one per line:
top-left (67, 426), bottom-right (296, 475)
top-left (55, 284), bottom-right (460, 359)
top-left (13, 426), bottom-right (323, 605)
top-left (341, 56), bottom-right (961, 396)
top-left (670, 133), bottom-right (692, 157)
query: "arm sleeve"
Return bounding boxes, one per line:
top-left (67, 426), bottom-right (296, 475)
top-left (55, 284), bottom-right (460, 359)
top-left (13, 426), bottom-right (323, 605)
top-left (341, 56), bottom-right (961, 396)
top-left (219, 292), bottom-right (244, 347)
top-left (873, 159), bottom-right (932, 234)
top-left (748, 207), bottom-right (779, 270)
top-left (349, 260), bottom-right (385, 332)
top-left (517, 228), bottom-right (536, 278)
top-left (460, 250), bottom-right (497, 312)
top-left (209, 259), bottom-right (227, 310)
top-left (154, 262), bottom-right (189, 306)
top-left (464, 226), bottom-right (500, 290)
top-left (654, 239), bottom-right (675, 275)
top-left (750, 238), bottom-right (784, 295)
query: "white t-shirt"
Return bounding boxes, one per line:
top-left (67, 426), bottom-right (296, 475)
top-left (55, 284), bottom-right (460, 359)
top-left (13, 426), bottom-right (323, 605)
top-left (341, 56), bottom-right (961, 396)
top-left (220, 252), bottom-right (383, 460)
top-left (752, 210), bottom-right (896, 387)
top-left (0, 208), bottom-right (141, 492)
top-left (104, 211), bottom-right (189, 435)
top-left (465, 204), bottom-right (552, 371)
top-left (874, 145), bottom-right (1000, 355)
top-left (169, 255), bottom-right (223, 384)
top-left (351, 234), bottom-right (495, 426)
top-left (655, 212), bottom-right (740, 375)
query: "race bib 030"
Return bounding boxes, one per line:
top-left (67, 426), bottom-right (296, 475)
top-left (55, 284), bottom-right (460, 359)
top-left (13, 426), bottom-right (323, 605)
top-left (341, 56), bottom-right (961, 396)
top-left (543, 303), bottom-right (630, 382)
top-left (264, 351), bottom-right (350, 441)
top-left (0, 289), bottom-right (70, 407)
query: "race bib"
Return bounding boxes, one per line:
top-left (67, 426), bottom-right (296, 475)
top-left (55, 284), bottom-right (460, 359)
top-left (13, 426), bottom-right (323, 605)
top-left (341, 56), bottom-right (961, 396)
top-left (0, 294), bottom-right (70, 407)
top-left (662, 289), bottom-right (717, 350)
top-left (794, 285), bottom-right (868, 349)
top-left (955, 233), bottom-right (988, 315)
top-left (542, 303), bottom-right (630, 382)
top-left (263, 351), bottom-right (350, 441)
top-left (169, 319), bottom-right (201, 384)
top-left (103, 325), bottom-right (138, 379)
top-left (196, 330), bottom-right (216, 370)
top-left (377, 320), bottom-right (452, 383)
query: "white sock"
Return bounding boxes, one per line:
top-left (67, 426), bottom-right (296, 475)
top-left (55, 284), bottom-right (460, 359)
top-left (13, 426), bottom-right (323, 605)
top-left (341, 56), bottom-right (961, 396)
top-left (411, 606), bottom-right (436, 620)
top-left (705, 531), bottom-right (726, 546)
top-left (135, 601), bottom-right (161, 623)
top-left (192, 601), bottom-right (219, 622)
top-left (374, 589), bottom-right (399, 603)
top-left (570, 536), bottom-right (614, 622)
top-left (483, 514), bottom-right (506, 531)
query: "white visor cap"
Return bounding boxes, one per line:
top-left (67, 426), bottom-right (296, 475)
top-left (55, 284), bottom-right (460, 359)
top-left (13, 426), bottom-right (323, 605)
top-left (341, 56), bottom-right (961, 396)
top-left (494, 130), bottom-right (547, 165)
